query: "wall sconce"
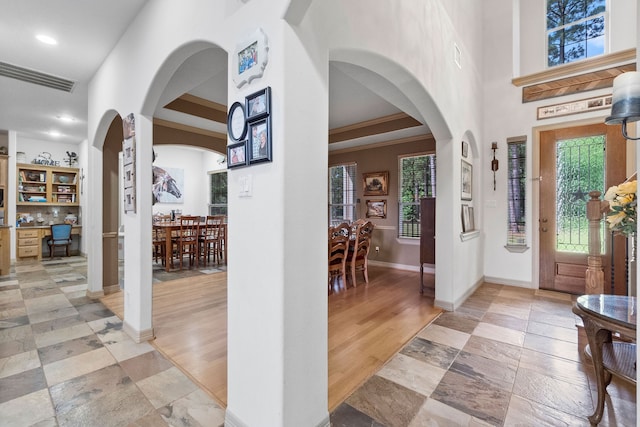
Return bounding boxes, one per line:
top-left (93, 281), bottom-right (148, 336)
top-left (605, 71), bottom-right (640, 140)
top-left (491, 142), bottom-right (499, 191)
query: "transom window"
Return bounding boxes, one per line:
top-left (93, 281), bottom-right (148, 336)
top-left (547, 0), bottom-right (606, 67)
top-left (329, 163), bottom-right (357, 226)
top-left (208, 171), bottom-right (227, 216)
top-left (398, 154), bottom-right (436, 238)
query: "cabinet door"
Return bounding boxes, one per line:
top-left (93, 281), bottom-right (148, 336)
top-left (420, 198), bottom-right (435, 264)
top-left (0, 156), bottom-right (7, 187)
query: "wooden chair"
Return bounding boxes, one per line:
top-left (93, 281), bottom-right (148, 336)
top-left (346, 220), bottom-right (374, 286)
top-left (177, 215), bottom-right (200, 269)
top-left (152, 215), bottom-right (171, 265)
top-left (328, 223), bottom-right (350, 293)
top-left (199, 215), bottom-right (224, 265)
top-left (47, 224), bottom-right (72, 259)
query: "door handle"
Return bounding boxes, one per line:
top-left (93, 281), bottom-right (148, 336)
top-left (540, 218), bottom-right (548, 223)
top-left (541, 227), bottom-right (548, 232)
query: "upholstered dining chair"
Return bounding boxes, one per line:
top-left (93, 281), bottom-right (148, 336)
top-left (47, 223), bottom-right (73, 259)
top-left (346, 220), bottom-right (374, 286)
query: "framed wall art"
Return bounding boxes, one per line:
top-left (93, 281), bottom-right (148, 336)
top-left (246, 86), bottom-right (271, 121)
top-left (462, 140), bottom-right (469, 158)
top-left (227, 141), bottom-right (248, 169)
top-left (461, 160), bottom-right (472, 201)
top-left (363, 171), bottom-right (389, 196)
top-left (461, 204), bottom-right (474, 232)
top-left (366, 199), bottom-right (387, 219)
top-left (232, 28), bottom-right (269, 88)
top-left (248, 117), bottom-right (272, 164)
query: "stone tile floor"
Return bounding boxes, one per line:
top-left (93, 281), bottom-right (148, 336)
top-left (1, 257), bottom-right (636, 426)
top-left (331, 285), bottom-right (636, 426)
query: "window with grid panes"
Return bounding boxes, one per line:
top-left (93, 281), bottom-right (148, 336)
top-left (399, 154), bottom-right (436, 238)
top-left (208, 171), bottom-right (227, 216)
top-left (547, 0), bottom-right (606, 67)
top-left (329, 163), bottom-right (357, 226)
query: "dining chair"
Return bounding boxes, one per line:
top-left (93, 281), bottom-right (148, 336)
top-left (199, 215), bottom-right (224, 265)
top-left (177, 215), bottom-right (200, 269)
top-left (328, 223), bottom-right (350, 293)
top-left (47, 223), bottom-right (73, 259)
top-left (152, 226), bottom-right (166, 265)
top-left (346, 220), bottom-right (374, 286)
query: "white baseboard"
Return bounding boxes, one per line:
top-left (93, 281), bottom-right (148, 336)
top-left (123, 321), bottom-right (154, 344)
top-left (224, 411), bottom-right (329, 427)
top-left (369, 259), bottom-right (434, 273)
top-left (483, 276), bottom-right (534, 289)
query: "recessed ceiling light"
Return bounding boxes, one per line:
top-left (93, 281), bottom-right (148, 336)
top-left (36, 34), bottom-right (57, 45)
top-left (48, 130), bottom-right (61, 137)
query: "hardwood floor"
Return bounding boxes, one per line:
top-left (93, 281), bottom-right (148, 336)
top-left (101, 265), bottom-right (440, 411)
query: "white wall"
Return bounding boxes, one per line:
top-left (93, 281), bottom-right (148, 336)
top-left (483, 0), bottom-right (637, 287)
top-left (16, 137), bottom-right (81, 168)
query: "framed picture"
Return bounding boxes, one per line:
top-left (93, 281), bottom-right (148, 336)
top-left (123, 113), bottom-right (135, 139)
top-left (461, 141), bottom-right (469, 158)
top-left (248, 117), bottom-right (272, 164)
top-left (246, 86), bottom-right (271, 121)
top-left (461, 205), bottom-right (472, 232)
top-left (461, 160), bottom-right (472, 200)
top-left (152, 166), bottom-right (184, 204)
top-left (124, 186), bottom-right (136, 214)
top-left (123, 163), bottom-right (134, 189)
top-left (366, 199), bottom-right (387, 219)
top-left (227, 141), bottom-right (248, 169)
top-left (232, 28), bottom-right (269, 88)
top-left (363, 171), bottom-right (389, 196)
top-left (123, 137), bottom-right (135, 166)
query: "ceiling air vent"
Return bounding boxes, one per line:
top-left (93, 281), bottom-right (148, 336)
top-left (0, 61), bottom-right (75, 92)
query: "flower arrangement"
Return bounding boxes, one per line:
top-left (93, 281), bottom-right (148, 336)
top-left (604, 180), bottom-right (637, 237)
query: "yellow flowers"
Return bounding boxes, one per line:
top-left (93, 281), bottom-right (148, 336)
top-left (604, 180), bottom-right (637, 236)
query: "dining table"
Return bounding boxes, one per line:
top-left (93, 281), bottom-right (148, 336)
top-left (572, 294), bottom-right (636, 425)
top-left (153, 220), bottom-right (227, 272)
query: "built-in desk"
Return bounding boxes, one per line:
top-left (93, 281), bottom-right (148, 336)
top-left (573, 295), bottom-right (636, 426)
top-left (16, 225), bottom-right (82, 261)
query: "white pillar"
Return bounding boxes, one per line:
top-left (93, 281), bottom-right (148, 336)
top-left (86, 143), bottom-right (104, 298)
top-left (121, 114), bottom-right (154, 342)
top-left (225, 21), bottom-right (329, 427)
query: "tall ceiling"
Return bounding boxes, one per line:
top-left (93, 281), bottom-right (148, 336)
top-left (0, 1), bottom-right (429, 151)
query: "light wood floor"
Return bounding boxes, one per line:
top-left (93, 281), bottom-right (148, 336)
top-left (101, 265), bottom-right (440, 411)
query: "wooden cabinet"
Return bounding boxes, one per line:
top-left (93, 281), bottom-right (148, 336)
top-left (0, 227), bottom-right (9, 275)
top-left (419, 198), bottom-right (435, 295)
top-left (16, 226), bottom-right (82, 261)
top-left (17, 164), bottom-right (79, 206)
top-left (17, 228), bottom-right (41, 259)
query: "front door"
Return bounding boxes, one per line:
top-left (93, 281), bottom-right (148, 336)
top-left (539, 123), bottom-right (626, 294)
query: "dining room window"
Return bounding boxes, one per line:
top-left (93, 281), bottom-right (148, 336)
top-left (399, 153), bottom-right (436, 238)
top-left (329, 163), bottom-right (357, 226)
top-left (208, 171), bottom-right (227, 216)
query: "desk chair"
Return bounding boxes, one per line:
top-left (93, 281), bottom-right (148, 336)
top-left (47, 224), bottom-right (73, 259)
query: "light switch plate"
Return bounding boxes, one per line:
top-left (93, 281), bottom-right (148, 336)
top-left (239, 175), bottom-right (252, 197)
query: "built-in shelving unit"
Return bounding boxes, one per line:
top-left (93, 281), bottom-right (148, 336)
top-left (17, 164), bottom-right (79, 206)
